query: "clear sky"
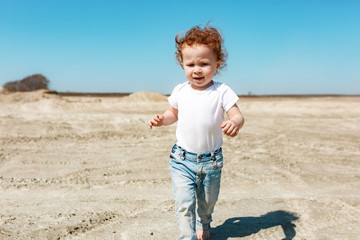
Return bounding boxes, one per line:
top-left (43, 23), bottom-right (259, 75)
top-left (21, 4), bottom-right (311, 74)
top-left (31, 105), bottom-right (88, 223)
top-left (1, 0), bottom-right (359, 95)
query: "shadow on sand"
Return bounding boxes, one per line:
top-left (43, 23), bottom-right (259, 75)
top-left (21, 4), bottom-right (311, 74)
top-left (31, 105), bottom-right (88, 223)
top-left (211, 210), bottom-right (299, 240)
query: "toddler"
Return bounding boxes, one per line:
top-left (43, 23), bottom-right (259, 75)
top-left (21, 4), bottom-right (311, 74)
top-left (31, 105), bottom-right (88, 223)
top-left (148, 24), bottom-right (244, 240)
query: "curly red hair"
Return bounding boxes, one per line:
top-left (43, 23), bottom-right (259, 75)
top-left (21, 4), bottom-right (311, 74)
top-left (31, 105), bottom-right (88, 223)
top-left (175, 25), bottom-right (227, 73)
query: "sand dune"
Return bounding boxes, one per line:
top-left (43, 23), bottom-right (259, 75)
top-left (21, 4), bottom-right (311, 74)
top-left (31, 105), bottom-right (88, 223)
top-left (120, 91), bottom-right (168, 102)
top-left (0, 91), bottom-right (359, 239)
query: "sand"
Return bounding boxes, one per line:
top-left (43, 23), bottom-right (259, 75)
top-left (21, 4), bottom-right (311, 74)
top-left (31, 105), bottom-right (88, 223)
top-left (0, 90), bottom-right (359, 240)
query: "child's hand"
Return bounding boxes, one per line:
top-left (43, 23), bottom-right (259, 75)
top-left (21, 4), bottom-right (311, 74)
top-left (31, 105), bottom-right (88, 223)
top-left (148, 114), bottom-right (165, 129)
top-left (221, 120), bottom-right (240, 137)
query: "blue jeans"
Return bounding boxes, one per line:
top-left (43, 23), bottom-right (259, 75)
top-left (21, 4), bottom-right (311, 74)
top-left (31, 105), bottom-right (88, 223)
top-left (169, 144), bottom-right (223, 240)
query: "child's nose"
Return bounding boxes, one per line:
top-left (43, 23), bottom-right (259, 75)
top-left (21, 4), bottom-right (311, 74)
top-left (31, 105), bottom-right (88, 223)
top-left (194, 66), bottom-right (202, 73)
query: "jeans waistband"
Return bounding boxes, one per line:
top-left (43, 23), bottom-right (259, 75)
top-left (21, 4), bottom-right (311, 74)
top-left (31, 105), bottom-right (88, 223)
top-left (173, 144), bottom-right (222, 162)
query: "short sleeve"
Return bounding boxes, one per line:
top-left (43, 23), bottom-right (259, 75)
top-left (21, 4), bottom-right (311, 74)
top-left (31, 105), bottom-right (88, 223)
top-left (221, 84), bottom-right (239, 112)
top-left (168, 84), bottom-right (180, 109)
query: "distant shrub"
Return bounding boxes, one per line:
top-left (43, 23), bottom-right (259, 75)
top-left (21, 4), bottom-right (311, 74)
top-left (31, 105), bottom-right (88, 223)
top-left (3, 74), bottom-right (49, 92)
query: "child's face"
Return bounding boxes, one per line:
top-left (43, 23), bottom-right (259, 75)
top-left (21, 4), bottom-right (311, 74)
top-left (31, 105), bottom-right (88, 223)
top-left (182, 44), bottom-right (220, 91)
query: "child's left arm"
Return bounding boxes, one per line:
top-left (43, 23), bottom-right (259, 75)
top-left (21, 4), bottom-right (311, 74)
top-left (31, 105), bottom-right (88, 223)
top-left (221, 104), bottom-right (245, 137)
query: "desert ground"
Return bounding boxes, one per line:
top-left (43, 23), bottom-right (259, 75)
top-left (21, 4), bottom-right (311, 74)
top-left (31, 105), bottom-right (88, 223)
top-left (0, 89), bottom-right (359, 240)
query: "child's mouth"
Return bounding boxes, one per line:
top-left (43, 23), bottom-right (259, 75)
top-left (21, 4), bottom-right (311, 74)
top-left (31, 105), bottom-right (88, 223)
top-left (193, 77), bottom-right (204, 81)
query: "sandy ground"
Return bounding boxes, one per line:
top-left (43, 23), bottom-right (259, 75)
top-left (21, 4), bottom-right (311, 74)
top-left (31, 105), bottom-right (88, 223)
top-left (0, 90), bottom-right (359, 240)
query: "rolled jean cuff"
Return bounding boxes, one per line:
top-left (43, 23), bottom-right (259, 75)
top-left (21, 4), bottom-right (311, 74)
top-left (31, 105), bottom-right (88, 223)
top-left (196, 222), bottom-right (210, 230)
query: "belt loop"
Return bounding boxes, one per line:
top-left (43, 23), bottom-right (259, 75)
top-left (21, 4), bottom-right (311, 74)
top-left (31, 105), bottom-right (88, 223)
top-left (180, 148), bottom-right (185, 160)
top-left (210, 151), bottom-right (215, 162)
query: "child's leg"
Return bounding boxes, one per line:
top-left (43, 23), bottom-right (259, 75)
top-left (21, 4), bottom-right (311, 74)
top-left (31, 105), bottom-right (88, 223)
top-left (170, 159), bottom-right (197, 240)
top-left (196, 153), bottom-right (223, 234)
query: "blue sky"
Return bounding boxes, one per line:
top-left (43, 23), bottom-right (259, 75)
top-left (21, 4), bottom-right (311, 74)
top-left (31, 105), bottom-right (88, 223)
top-left (1, 0), bottom-right (359, 95)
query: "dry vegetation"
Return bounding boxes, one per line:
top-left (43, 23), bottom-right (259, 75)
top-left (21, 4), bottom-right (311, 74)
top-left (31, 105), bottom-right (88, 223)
top-left (3, 74), bottom-right (49, 92)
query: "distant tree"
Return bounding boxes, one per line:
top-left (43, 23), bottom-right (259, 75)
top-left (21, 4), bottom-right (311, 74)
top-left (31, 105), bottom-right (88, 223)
top-left (3, 74), bottom-right (49, 91)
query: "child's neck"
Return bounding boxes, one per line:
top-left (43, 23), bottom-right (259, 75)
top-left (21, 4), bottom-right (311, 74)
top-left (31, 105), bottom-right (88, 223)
top-left (189, 80), bottom-right (214, 91)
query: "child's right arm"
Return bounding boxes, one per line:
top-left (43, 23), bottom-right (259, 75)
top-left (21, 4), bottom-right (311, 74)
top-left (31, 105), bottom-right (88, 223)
top-left (148, 107), bottom-right (178, 129)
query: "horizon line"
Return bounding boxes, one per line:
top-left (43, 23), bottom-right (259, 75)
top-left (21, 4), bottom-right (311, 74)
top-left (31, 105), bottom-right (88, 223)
top-left (45, 91), bottom-right (360, 98)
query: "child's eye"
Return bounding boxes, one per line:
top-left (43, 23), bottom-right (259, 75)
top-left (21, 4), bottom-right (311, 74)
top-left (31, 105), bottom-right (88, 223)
top-left (200, 63), bottom-right (208, 66)
top-left (186, 64), bottom-right (194, 67)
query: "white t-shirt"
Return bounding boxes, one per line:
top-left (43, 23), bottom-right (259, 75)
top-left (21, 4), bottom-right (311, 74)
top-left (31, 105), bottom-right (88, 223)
top-left (168, 81), bottom-right (239, 153)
